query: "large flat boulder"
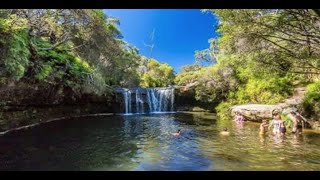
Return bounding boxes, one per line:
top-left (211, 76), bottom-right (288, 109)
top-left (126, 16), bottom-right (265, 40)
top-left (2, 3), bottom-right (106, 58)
top-left (231, 104), bottom-right (278, 122)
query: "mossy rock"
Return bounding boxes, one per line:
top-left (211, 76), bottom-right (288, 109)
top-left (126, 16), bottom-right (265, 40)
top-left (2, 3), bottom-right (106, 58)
top-left (191, 106), bottom-right (207, 112)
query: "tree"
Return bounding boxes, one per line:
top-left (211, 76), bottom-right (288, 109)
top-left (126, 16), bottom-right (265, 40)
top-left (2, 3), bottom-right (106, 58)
top-left (140, 58), bottom-right (175, 88)
top-left (209, 9), bottom-right (320, 80)
top-left (194, 38), bottom-right (219, 65)
top-left (0, 9), bottom-right (149, 95)
top-left (181, 64), bottom-right (202, 73)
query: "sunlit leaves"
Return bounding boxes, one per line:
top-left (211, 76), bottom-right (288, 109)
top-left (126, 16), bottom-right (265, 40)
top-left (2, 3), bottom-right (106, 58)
top-left (140, 58), bottom-right (175, 88)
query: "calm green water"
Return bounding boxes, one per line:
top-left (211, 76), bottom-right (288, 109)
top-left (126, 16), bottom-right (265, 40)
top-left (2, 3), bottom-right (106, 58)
top-left (0, 112), bottom-right (320, 171)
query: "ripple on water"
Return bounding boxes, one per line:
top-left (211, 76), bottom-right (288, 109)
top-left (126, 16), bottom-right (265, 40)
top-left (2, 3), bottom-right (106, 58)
top-left (1, 113), bottom-right (320, 170)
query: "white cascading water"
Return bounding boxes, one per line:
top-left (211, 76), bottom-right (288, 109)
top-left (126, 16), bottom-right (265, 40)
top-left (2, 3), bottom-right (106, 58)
top-left (171, 88), bottom-right (174, 112)
top-left (120, 87), bottom-right (174, 114)
top-left (150, 88), bottom-right (158, 112)
top-left (136, 89), bottom-right (140, 113)
top-left (123, 90), bottom-right (132, 114)
top-left (146, 89), bottom-right (152, 112)
top-left (135, 89), bottom-right (144, 114)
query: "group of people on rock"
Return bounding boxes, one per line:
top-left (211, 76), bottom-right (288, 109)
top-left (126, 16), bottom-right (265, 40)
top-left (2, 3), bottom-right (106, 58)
top-left (220, 110), bottom-right (304, 136)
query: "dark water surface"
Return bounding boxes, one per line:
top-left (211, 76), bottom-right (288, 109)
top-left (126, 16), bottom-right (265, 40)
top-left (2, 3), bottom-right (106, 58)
top-left (0, 112), bottom-right (320, 171)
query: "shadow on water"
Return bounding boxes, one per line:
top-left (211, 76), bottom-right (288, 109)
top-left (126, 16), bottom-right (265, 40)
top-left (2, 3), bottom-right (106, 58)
top-left (0, 112), bottom-right (320, 170)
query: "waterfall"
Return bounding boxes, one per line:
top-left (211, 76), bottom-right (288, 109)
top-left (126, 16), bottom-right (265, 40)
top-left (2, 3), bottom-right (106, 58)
top-left (135, 89), bottom-right (144, 114)
top-left (123, 91), bottom-right (128, 114)
top-left (136, 89), bottom-right (140, 113)
top-left (171, 88), bottom-right (174, 111)
top-left (119, 87), bottom-right (175, 114)
top-left (123, 90), bottom-right (132, 114)
top-left (158, 90), bottom-right (163, 112)
top-left (128, 91), bottom-right (132, 113)
top-left (146, 89), bottom-right (152, 112)
top-left (150, 89), bottom-right (158, 112)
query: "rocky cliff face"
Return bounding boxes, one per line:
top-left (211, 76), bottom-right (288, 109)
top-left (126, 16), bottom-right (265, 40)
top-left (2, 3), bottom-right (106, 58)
top-left (0, 82), bottom-right (114, 111)
top-left (0, 82), bottom-right (115, 133)
top-left (174, 88), bottom-right (215, 112)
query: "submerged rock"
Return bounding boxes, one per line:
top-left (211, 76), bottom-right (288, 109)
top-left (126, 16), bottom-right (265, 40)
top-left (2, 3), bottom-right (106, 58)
top-left (191, 106), bottom-right (207, 112)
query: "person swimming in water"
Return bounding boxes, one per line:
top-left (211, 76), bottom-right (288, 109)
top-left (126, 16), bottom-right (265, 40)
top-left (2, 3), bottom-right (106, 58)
top-left (172, 129), bottom-right (182, 136)
top-left (220, 127), bottom-right (230, 135)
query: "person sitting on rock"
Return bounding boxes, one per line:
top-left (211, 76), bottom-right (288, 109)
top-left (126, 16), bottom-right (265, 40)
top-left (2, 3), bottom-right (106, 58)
top-left (220, 127), bottom-right (230, 135)
top-left (259, 120), bottom-right (269, 135)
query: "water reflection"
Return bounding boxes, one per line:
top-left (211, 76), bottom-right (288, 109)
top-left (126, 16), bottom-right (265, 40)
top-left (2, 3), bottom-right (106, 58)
top-left (0, 112), bottom-right (320, 170)
top-left (259, 133), bottom-right (267, 145)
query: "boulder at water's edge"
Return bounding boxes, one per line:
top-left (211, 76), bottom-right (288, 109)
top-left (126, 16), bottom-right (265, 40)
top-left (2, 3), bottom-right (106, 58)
top-left (231, 104), bottom-right (278, 122)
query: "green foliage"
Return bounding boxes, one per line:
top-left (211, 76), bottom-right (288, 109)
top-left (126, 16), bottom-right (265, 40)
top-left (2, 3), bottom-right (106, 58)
top-left (140, 58), bottom-right (175, 88)
top-left (215, 101), bottom-right (233, 121)
top-left (175, 70), bottom-right (200, 86)
top-left (210, 75), bottom-right (292, 120)
top-left (281, 113), bottom-right (293, 129)
top-left (194, 63), bottom-right (239, 103)
top-left (0, 9), bottom-right (158, 98)
top-left (181, 64), bottom-right (202, 73)
top-left (4, 30), bottom-right (30, 80)
top-left (211, 9), bottom-right (320, 79)
top-left (35, 62), bottom-right (53, 81)
top-left (140, 73), bottom-right (157, 88)
top-left (234, 76), bottom-right (292, 104)
top-left (194, 38), bottom-right (219, 65)
top-left (34, 46), bottom-right (96, 93)
top-left (175, 64), bottom-right (202, 87)
top-left (301, 80), bottom-right (320, 118)
top-left (82, 68), bottom-right (109, 96)
top-left (303, 80), bottom-right (320, 105)
top-left (175, 9), bottom-right (312, 119)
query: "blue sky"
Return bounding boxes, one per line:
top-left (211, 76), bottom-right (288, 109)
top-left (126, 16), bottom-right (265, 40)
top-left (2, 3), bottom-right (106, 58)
top-left (104, 9), bottom-right (218, 73)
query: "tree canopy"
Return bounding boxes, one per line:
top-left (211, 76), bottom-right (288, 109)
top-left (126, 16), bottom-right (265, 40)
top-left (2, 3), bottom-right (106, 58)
top-left (0, 9), bottom-right (175, 98)
top-left (175, 9), bottom-right (320, 118)
top-left (140, 58), bottom-right (175, 88)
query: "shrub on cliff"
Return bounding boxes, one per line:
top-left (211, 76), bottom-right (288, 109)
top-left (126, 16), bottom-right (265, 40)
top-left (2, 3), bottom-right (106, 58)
top-left (301, 80), bottom-right (320, 119)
